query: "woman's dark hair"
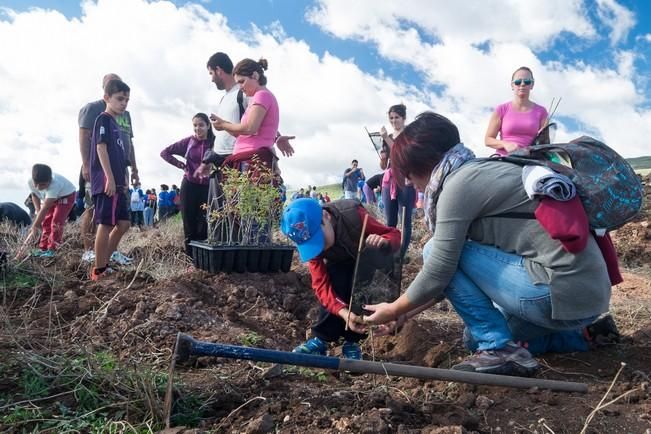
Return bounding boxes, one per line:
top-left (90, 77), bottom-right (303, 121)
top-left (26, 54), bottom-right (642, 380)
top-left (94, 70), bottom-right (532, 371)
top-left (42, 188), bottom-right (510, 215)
top-left (193, 112), bottom-right (215, 148)
top-left (32, 164), bottom-right (52, 184)
top-left (391, 112), bottom-right (460, 179)
top-left (511, 66), bottom-right (534, 81)
top-left (160, 184), bottom-right (168, 191)
top-left (388, 103), bottom-right (406, 119)
top-left (234, 58), bottom-right (268, 86)
top-left (145, 189), bottom-right (151, 195)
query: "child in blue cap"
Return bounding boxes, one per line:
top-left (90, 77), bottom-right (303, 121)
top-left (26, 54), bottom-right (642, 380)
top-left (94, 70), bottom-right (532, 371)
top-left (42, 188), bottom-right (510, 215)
top-left (281, 198), bottom-right (400, 359)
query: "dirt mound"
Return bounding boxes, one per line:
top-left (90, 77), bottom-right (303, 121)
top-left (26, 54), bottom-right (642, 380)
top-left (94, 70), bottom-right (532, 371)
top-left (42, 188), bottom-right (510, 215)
top-left (611, 174), bottom-right (651, 272)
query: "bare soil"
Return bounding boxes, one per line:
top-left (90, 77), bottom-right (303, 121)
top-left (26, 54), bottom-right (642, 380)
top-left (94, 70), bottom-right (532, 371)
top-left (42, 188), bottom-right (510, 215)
top-left (1, 176), bottom-right (649, 433)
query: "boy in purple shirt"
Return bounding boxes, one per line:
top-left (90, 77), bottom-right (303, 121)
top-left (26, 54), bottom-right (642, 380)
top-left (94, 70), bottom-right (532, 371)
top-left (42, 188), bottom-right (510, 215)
top-left (89, 79), bottom-right (131, 281)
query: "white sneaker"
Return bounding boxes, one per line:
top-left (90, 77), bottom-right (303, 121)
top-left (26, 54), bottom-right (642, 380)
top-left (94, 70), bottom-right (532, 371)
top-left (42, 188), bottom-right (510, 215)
top-left (110, 251), bottom-right (133, 266)
top-left (81, 250), bottom-right (95, 263)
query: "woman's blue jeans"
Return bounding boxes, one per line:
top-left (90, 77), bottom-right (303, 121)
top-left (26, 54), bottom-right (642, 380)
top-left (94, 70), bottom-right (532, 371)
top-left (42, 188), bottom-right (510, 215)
top-left (422, 239), bottom-right (595, 355)
top-left (382, 185), bottom-right (415, 258)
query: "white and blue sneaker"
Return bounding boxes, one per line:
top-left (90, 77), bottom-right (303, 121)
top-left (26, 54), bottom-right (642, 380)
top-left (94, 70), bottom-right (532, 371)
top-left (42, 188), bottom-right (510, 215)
top-left (81, 250), bottom-right (95, 263)
top-left (110, 251), bottom-right (133, 266)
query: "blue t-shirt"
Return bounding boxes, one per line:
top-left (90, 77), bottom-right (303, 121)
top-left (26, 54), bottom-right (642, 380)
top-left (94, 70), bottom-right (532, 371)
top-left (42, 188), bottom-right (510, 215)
top-left (158, 191), bottom-right (173, 207)
top-left (90, 112), bottom-right (128, 196)
top-left (343, 167), bottom-right (363, 192)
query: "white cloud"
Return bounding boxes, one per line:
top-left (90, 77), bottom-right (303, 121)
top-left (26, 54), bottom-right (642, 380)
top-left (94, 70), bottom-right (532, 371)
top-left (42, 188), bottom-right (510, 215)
top-left (595, 0), bottom-right (636, 46)
top-left (0, 0), bottom-right (408, 204)
top-left (306, 0), bottom-right (651, 155)
top-left (636, 33), bottom-right (651, 43)
top-left (306, 0), bottom-right (596, 49)
top-left (0, 0), bottom-right (649, 210)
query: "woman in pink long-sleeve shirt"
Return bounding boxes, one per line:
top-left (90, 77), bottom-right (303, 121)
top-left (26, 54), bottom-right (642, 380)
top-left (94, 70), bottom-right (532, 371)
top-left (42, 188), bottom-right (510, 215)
top-left (485, 66), bottom-right (548, 156)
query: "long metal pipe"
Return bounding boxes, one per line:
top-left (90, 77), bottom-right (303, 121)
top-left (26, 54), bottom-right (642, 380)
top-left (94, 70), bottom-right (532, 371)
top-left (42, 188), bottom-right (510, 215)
top-left (174, 333), bottom-right (588, 393)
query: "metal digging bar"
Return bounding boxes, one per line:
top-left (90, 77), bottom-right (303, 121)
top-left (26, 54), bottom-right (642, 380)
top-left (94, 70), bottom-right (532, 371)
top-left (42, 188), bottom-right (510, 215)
top-left (172, 333), bottom-right (587, 394)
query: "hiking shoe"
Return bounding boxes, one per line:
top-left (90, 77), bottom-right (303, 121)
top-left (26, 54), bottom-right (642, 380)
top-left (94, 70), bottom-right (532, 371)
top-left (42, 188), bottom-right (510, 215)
top-left (342, 341), bottom-right (362, 360)
top-left (452, 342), bottom-right (540, 377)
top-left (292, 337), bottom-right (327, 356)
top-left (585, 314), bottom-right (620, 347)
top-left (30, 249), bottom-right (46, 257)
top-left (39, 250), bottom-right (55, 258)
top-left (110, 251), bottom-right (133, 265)
top-left (81, 250), bottom-right (95, 262)
top-left (90, 267), bottom-right (115, 281)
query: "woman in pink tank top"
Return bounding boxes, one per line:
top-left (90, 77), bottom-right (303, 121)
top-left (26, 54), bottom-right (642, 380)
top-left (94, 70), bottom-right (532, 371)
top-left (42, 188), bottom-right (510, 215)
top-left (484, 66), bottom-right (548, 156)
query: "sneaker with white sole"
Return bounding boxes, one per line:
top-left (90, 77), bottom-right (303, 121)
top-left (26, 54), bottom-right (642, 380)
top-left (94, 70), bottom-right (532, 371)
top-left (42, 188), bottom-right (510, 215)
top-left (292, 337), bottom-right (328, 356)
top-left (452, 342), bottom-right (540, 377)
top-left (81, 250), bottom-right (95, 263)
top-left (110, 251), bottom-right (133, 265)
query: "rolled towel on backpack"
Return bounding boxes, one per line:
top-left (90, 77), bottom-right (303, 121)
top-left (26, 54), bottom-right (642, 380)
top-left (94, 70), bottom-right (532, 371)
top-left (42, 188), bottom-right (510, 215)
top-left (522, 165), bottom-right (576, 201)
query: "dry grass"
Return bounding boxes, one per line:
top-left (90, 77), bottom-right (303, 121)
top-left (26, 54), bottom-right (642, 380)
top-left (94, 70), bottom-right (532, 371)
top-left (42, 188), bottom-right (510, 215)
top-left (0, 217), bottom-right (198, 432)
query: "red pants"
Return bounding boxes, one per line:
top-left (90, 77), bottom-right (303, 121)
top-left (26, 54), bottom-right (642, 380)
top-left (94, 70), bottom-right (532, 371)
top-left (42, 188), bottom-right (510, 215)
top-left (39, 192), bottom-right (76, 250)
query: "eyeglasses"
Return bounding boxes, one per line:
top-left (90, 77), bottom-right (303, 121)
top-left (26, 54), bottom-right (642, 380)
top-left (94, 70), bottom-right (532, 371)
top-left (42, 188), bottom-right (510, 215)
top-left (513, 79), bottom-right (533, 86)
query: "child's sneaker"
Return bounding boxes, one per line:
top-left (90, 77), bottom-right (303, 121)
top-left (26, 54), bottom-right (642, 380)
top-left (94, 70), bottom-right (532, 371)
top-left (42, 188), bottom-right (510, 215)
top-left (40, 250), bottom-right (55, 258)
top-left (342, 341), bottom-right (362, 360)
top-left (90, 267), bottom-right (114, 281)
top-left (30, 249), bottom-right (46, 257)
top-left (110, 251), bottom-right (133, 266)
top-left (81, 250), bottom-right (95, 263)
top-left (292, 337), bottom-right (327, 356)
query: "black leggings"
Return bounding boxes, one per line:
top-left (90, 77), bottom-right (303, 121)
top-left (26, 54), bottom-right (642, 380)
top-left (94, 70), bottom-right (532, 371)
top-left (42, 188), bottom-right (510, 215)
top-left (312, 261), bottom-right (367, 343)
top-left (181, 178), bottom-right (209, 256)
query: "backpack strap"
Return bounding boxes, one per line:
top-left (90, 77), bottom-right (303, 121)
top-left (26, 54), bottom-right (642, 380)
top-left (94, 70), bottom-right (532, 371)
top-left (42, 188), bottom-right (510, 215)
top-left (486, 211), bottom-right (535, 219)
top-left (237, 89), bottom-right (245, 120)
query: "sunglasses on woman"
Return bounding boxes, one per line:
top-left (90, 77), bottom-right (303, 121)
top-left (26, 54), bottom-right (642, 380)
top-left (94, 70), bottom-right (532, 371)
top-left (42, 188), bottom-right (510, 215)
top-left (513, 79), bottom-right (533, 86)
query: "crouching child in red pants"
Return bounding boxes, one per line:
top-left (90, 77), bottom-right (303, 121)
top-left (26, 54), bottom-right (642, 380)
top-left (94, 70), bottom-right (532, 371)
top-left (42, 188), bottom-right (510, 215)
top-left (20, 164), bottom-right (77, 258)
top-left (281, 198), bottom-right (400, 360)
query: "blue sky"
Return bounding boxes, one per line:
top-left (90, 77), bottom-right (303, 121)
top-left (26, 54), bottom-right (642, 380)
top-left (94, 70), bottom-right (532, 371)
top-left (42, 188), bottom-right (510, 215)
top-left (1, 0), bottom-right (650, 207)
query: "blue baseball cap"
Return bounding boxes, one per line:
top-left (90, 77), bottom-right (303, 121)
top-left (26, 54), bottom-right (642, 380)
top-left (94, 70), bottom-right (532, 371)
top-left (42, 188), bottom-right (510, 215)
top-left (281, 198), bottom-right (324, 262)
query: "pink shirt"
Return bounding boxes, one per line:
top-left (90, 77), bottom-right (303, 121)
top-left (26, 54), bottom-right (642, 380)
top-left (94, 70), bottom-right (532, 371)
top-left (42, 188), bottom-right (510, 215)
top-left (496, 102), bottom-right (548, 155)
top-left (233, 89), bottom-right (279, 154)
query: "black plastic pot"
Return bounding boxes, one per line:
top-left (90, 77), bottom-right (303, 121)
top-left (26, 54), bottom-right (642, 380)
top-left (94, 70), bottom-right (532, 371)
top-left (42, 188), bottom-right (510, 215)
top-left (190, 241), bottom-right (295, 274)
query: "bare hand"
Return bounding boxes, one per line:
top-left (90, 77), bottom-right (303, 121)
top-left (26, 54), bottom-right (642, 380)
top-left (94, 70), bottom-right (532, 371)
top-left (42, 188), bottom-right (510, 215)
top-left (275, 135), bottom-right (296, 157)
top-left (380, 126), bottom-right (388, 139)
top-left (361, 302), bottom-right (397, 325)
top-left (372, 315), bottom-right (407, 336)
top-left (365, 234), bottom-right (389, 250)
top-left (503, 142), bottom-right (520, 154)
top-left (338, 308), bottom-right (367, 334)
top-left (194, 163), bottom-right (211, 179)
top-left (15, 228), bottom-right (37, 260)
top-left (82, 163), bottom-right (91, 182)
top-left (104, 178), bottom-right (116, 197)
top-left (210, 113), bottom-right (225, 131)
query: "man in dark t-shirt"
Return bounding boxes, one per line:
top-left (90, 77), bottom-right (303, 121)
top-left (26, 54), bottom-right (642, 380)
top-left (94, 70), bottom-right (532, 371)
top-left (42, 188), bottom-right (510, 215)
top-left (343, 159), bottom-right (365, 200)
top-left (78, 73), bottom-right (138, 263)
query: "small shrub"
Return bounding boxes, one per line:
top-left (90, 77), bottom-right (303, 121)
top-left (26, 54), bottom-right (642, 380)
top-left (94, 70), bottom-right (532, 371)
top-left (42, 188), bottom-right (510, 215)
top-left (240, 331), bottom-right (264, 347)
